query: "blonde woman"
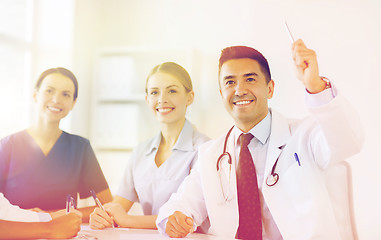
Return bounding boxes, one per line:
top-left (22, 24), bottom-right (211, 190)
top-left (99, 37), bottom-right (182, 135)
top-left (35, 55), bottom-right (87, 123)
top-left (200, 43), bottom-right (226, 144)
top-left (90, 62), bottom-right (209, 229)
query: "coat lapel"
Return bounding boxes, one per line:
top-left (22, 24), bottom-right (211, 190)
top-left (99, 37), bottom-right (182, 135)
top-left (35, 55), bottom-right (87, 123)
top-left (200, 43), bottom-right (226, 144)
top-left (227, 129), bottom-right (238, 199)
top-left (264, 110), bottom-right (291, 180)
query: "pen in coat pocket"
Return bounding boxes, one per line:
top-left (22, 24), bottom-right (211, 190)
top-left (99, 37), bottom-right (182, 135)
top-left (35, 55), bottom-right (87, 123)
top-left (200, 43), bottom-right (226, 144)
top-left (294, 153), bottom-right (301, 166)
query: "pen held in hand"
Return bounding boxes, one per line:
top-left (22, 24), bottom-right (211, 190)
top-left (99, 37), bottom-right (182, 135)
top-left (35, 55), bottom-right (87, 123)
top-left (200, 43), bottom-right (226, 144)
top-left (90, 190), bottom-right (105, 211)
top-left (66, 194), bottom-right (75, 214)
top-left (284, 20), bottom-right (309, 68)
top-left (284, 20), bottom-right (295, 43)
top-left (90, 190), bottom-right (115, 228)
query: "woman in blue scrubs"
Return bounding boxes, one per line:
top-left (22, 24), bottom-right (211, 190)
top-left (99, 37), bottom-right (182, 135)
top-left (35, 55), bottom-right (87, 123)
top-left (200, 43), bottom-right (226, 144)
top-left (89, 62), bottom-right (209, 229)
top-left (0, 68), bottom-right (112, 222)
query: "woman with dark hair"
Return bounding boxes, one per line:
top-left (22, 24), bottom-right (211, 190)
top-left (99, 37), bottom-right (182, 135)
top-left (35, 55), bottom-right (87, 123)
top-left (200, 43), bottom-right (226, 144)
top-left (89, 62), bottom-right (209, 229)
top-left (0, 67), bottom-right (112, 222)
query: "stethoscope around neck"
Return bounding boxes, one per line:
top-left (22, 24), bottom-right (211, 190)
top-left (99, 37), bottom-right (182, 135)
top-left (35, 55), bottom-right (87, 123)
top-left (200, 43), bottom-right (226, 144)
top-left (216, 126), bottom-right (280, 201)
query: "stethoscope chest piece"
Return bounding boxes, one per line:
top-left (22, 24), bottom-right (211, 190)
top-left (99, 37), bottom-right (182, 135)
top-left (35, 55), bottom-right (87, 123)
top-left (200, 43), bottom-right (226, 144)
top-left (266, 173), bottom-right (279, 186)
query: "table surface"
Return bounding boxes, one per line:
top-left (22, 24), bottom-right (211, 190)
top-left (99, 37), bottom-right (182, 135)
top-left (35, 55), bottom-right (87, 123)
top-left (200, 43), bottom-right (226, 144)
top-left (71, 225), bottom-right (236, 240)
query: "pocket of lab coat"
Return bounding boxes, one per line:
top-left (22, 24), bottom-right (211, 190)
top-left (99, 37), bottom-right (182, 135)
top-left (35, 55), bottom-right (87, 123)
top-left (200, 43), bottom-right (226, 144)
top-left (281, 162), bottom-right (315, 210)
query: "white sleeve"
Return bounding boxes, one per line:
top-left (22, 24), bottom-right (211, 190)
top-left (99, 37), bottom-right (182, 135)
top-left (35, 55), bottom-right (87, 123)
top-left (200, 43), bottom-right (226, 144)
top-left (156, 161), bottom-right (207, 235)
top-left (116, 150), bottom-right (139, 202)
top-left (37, 212), bottom-right (52, 222)
top-left (304, 83), bottom-right (336, 108)
top-left (306, 87), bottom-right (364, 168)
top-left (0, 193), bottom-right (49, 222)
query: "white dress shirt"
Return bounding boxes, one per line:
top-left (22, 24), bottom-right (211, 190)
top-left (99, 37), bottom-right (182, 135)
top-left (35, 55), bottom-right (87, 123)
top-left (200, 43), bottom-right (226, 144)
top-left (233, 113), bottom-right (283, 240)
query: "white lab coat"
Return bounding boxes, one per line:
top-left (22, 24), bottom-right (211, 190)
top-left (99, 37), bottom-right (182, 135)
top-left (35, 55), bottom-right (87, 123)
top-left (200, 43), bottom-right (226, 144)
top-left (0, 193), bottom-right (51, 222)
top-left (157, 92), bottom-right (364, 240)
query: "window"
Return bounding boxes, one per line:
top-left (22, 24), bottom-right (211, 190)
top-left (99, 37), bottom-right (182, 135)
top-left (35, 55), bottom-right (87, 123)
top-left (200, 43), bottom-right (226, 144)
top-left (0, 0), bottom-right (75, 137)
top-left (0, 0), bottom-right (34, 137)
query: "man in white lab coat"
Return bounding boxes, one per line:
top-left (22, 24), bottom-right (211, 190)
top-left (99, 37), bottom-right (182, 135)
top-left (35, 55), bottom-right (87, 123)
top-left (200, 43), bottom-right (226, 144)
top-left (156, 39), bottom-right (364, 240)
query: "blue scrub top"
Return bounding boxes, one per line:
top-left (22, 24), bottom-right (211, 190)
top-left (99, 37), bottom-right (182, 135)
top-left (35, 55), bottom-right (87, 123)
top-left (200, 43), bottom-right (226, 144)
top-left (117, 120), bottom-right (210, 215)
top-left (0, 130), bottom-right (109, 210)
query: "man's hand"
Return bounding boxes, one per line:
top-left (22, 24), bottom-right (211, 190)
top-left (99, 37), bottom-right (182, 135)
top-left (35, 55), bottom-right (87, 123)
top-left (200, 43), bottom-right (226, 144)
top-left (165, 211), bottom-right (194, 238)
top-left (292, 39), bottom-right (326, 93)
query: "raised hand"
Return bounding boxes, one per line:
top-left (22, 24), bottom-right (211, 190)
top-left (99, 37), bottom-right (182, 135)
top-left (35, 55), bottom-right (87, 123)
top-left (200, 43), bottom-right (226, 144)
top-left (292, 39), bottom-right (326, 93)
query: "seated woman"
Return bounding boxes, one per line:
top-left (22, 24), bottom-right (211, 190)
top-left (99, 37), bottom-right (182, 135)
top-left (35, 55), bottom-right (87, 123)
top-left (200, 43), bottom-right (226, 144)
top-left (89, 62), bottom-right (209, 229)
top-left (0, 68), bottom-right (112, 222)
top-left (0, 192), bottom-right (82, 239)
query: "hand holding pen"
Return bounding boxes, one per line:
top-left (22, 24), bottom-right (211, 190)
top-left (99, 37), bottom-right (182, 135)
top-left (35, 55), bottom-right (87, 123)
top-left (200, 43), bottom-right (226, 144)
top-left (284, 20), bottom-right (324, 93)
top-left (66, 194), bottom-right (75, 214)
top-left (90, 190), bottom-right (116, 229)
top-left (47, 196), bottom-right (82, 220)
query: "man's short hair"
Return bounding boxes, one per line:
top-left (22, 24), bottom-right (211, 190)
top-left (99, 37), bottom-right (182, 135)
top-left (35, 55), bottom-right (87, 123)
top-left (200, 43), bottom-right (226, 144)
top-left (218, 46), bottom-right (271, 83)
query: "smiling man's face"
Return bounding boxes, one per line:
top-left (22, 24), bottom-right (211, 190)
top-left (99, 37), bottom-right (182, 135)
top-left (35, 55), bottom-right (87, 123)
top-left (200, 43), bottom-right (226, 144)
top-left (219, 58), bottom-right (274, 132)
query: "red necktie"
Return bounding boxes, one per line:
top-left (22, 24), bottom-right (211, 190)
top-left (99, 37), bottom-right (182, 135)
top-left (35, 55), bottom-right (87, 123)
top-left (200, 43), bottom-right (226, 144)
top-left (236, 133), bottom-right (262, 240)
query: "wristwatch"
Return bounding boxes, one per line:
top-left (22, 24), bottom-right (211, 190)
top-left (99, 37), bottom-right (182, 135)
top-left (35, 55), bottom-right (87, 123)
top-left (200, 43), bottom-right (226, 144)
top-left (321, 76), bottom-right (331, 89)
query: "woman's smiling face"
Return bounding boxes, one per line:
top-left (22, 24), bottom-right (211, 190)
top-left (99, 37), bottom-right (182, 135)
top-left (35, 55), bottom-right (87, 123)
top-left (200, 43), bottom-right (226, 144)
top-left (34, 73), bottom-right (76, 123)
top-left (145, 71), bottom-right (194, 125)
